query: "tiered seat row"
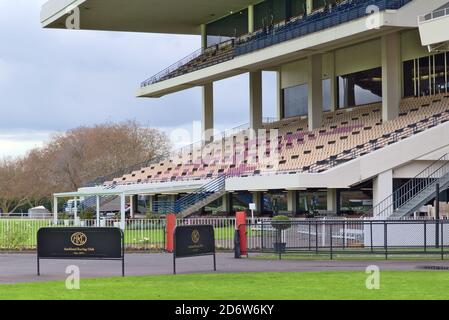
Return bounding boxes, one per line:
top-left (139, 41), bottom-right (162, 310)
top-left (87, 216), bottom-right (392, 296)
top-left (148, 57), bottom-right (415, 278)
top-left (108, 95), bottom-right (449, 186)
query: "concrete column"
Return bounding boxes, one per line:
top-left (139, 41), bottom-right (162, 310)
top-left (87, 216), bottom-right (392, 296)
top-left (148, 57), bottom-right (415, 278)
top-left (306, 0), bottom-right (313, 15)
top-left (200, 23), bottom-right (207, 49)
top-left (327, 189), bottom-right (337, 213)
top-left (276, 69), bottom-right (283, 120)
top-left (53, 196), bottom-right (58, 225)
top-left (328, 52), bottom-right (337, 112)
top-left (249, 71), bottom-right (263, 130)
top-left (248, 5), bottom-right (255, 33)
top-left (148, 195), bottom-right (154, 213)
top-left (287, 191), bottom-right (298, 213)
top-left (202, 83), bottom-right (214, 140)
top-left (96, 195), bottom-right (100, 226)
top-left (120, 193), bottom-right (126, 230)
top-left (252, 191), bottom-right (262, 213)
top-left (373, 169), bottom-right (394, 209)
top-left (129, 195), bottom-right (135, 218)
top-left (222, 193), bottom-right (232, 213)
top-left (308, 54), bottom-right (323, 130)
top-left (381, 32), bottom-right (401, 122)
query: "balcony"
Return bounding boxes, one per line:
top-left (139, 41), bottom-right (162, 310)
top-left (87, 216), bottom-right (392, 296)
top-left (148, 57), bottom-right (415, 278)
top-left (418, 5), bottom-right (449, 50)
top-left (140, 0), bottom-right (413, 90)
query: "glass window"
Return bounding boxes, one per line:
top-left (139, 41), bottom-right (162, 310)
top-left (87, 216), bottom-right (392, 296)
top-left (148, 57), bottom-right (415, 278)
top-left (322, 78), bottom-right (331, 112)
top-left (434, 53), bottom-right (447, 94)
top-left (232, 192), bottom-right (253, 212)
top-left (418, 56), bottom-right (430, 96)
top-left (339, 190), bottom-right (373, 215)
top-left (297, 191), bottom-right (327, 214)
top-left (283, 84), bottom-right (308, 117)
top-left (403, 59), bottom-right (415, 97)
top-left (255, 0), bottom-right (288, 31)
top-left (263, 191), bottom-right (288, 214)
top-left (313, 0), bottom-right (326, 10)
top-left (206, 9), bottom-right (248, 46)
top-left (204, 197), bottom-right (223, 214)
top-left (337, 67), bottom-right (382, 108)
top-left (291, 0), bottom-right (306, 17)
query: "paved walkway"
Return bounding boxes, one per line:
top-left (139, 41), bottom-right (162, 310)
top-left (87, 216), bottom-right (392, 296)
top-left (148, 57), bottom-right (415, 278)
top-left (1, 253), bottom-right (449, 284)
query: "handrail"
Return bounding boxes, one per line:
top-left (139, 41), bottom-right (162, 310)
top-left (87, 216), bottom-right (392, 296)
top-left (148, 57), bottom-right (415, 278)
top-left (368, 153), bottom-right (449, 219)
top-left (418, 7), bottom-right (449, 23)
top-left (154, 174), bottom-right (227, 214)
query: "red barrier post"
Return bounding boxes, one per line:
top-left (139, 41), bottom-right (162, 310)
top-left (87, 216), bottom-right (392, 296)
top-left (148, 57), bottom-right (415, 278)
top-left (236, 211), bottom-right (247, 256)
top-left (166, 214), bottom-right (177, 253)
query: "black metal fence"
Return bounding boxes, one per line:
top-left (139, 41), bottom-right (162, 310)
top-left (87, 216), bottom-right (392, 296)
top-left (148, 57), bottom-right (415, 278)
top-left (242, 219), bottom-right (449, 260)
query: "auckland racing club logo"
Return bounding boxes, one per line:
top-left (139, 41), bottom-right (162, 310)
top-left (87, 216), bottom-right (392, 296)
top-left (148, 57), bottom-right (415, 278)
top-left (70, 232), bottom-right (88, 246)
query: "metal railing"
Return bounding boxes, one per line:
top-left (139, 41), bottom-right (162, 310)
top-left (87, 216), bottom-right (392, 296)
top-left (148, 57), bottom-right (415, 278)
top-left (371, 153), bottom-right (449, 220)
top-left (141, 39), bottom-right (235, 87)
top-left (418, 7), bottom-right (449, 23)
top-left (242, 219), bottom-right (449, 260)
top-left (154, 174), bottom-right (227, 214)
top-left (0, 217), bottom-right (266, 251)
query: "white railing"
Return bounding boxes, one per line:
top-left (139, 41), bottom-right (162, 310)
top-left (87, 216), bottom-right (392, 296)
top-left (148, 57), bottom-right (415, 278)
top-left (418, 7), bottom-right (449, 23)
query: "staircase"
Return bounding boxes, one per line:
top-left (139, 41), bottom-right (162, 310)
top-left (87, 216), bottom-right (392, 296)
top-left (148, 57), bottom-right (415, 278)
top-left (82, 195), bottom-right (119, 212)
top-left (154, 175), bottom-right (227, 218)
top-left (372, 154), bottom-right (449, 219)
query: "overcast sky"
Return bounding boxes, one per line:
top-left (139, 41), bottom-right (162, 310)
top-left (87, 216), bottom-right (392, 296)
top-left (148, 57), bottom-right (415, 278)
top-left (0, 0), bottom-right (276, 158)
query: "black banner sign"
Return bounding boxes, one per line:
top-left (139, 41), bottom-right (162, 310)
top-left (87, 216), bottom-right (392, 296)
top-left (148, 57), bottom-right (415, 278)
top-left (37, 227), bottom-right (124, 276)
top-left (173, 225), bottom-right (216, 274)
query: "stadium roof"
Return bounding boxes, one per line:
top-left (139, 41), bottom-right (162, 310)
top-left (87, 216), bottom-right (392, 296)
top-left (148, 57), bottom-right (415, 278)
top-left (41, 0), bottom-right (261, 34)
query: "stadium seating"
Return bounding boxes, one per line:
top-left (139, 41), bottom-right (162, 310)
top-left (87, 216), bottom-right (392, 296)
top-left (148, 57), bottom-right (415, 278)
top-left (108, 94), bottom-right (449, 186)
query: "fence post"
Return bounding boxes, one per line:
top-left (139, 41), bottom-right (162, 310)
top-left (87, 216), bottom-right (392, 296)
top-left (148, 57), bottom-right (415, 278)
top-left (236, 212), bottom-right (247, 256)
top-left (261, 221), bottom-right (264, 253)
top-left (165, 214), bottom-right (176, 253)
top-left (308, 220), bottom-right (311, 251)
top-left (370, 221), bottom-right (373, 253)
top-left (441, 220), bottom-right (444, 261)
top-left (424, 220), bottom-right (427, 253)
top-left (436, 183), bottom-right (440, 249)
top-left (330, 223), bottom-right (333, 260)
top-left (343, 221), bottom-right (346, 250)
top-left (384, 221), bottom-right (388, 260)
top-left (315, 220), bottom-right (319, 254)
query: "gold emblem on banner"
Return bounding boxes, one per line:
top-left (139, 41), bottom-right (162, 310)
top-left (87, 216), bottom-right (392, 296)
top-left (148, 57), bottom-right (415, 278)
top-left (71, 232), bottom-right (88, 246)
top-left (191, 230), bottom-right (200, 244)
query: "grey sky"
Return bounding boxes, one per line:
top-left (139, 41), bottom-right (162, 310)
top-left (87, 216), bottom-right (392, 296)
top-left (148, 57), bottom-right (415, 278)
top-left (0, 0), bottom-right (276, 157)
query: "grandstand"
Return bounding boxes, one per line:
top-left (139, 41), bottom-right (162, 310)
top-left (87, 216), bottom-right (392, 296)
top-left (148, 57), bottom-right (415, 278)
top-left (41, 0), bottom-right (449, 223)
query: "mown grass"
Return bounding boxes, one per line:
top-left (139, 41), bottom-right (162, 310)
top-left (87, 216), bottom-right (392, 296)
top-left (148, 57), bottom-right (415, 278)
top-left (1, 271), bottom-right (449, 300)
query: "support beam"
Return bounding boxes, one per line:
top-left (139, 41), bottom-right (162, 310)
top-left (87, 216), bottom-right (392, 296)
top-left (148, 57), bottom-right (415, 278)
top-left (248, 5), bottom-right (255, 33)
top-left (120, 193), bottom-right (126, 230)
top-left (129, 195), bottom-right (135, 219)
top-left (96, 195), bottom-right (100, 226)
top-left (249, 71), bottom-right (263, 130)
top-left (200, 23), bottom-right (207, 49)
top-left (251, 191), bottom-right (262, 214)
top-left (222, 193), bottom-right (231, 213)
top-left (327, 189), bottom-right (337, 213)
top-left (276, 69), bottom-right (283, 120)
top-left (373, 170), bottom-right (393, 209)
top-left (287, 191), bottom-right (297, 213)
top-left (328, 52), bottom-right (337, 112)
top-left (308, 54), bottom-right (323, 130)
top-left (74, 197), bottom-right (78, 225)
top-left (306, 0), bottom-right (313, 15)
top-left (202, 83), bottom-right (214, 140)
top-left (53, 196), bottom-right (58, 225)
top-left (381, 32), bottom-right (401, 122)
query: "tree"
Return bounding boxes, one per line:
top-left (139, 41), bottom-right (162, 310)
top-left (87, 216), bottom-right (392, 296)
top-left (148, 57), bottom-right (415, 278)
top-left (0, 158), bottom-right (28, 213)
top-left (1, 120), bottom-right (171, 213)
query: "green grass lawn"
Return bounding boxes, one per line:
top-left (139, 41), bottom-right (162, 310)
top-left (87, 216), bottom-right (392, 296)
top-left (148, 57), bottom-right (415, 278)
top-left (1, 271), bottom-right (449, 300)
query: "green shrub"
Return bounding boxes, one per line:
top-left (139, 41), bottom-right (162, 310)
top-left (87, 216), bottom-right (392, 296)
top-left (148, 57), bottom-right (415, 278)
top-left (271, 215), bottom-right (292, 231)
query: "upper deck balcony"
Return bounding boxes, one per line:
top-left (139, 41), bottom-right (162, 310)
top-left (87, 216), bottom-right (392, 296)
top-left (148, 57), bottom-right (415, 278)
top-left (138, 0), bottom-right (439, 98)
